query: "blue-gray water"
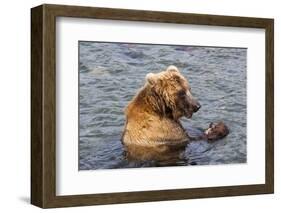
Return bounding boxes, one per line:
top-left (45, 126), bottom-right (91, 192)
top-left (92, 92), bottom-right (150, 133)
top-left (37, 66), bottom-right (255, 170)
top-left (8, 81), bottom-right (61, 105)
top-left (79, 42), bottom-right (247, 170)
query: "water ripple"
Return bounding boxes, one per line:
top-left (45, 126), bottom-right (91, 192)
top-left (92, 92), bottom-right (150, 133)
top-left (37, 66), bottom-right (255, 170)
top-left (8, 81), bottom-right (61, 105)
top-left (79, 42), bottom-right (247, 170)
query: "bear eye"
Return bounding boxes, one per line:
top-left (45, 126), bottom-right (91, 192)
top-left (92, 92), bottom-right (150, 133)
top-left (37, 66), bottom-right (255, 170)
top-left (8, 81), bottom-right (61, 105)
top-left (177, 90), bottom-right (186, 97)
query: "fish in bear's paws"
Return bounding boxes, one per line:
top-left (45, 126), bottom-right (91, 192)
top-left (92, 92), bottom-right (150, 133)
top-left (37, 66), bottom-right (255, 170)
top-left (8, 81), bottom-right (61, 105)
top-left (204, 122), bottom-right (229, 141)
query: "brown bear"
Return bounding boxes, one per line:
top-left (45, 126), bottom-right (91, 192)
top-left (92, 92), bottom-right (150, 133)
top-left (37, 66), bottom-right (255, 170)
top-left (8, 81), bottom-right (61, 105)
top-left (121, 65), bottom-right (201, 149)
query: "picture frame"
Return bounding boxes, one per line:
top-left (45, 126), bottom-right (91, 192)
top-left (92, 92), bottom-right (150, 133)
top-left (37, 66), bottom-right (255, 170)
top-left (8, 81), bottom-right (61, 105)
top-left (31, 4), bottom-right (274, 208)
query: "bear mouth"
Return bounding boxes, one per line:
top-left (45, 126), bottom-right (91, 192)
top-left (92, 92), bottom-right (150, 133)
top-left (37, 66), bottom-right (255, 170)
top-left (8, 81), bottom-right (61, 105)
top-left (185, 111), bottom-right (193, 118)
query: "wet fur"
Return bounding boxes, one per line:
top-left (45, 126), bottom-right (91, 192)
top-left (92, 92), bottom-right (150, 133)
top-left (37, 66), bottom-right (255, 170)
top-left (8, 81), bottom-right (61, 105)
top-left (121, 65), bottom-right (200, 147)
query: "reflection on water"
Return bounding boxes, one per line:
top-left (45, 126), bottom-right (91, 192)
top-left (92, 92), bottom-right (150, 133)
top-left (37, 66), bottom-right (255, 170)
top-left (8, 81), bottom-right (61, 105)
top-left (79, 42), bottom-right (247, 170)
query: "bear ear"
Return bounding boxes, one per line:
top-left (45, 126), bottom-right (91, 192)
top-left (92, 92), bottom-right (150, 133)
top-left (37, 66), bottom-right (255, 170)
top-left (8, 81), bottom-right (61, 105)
top-left (166, 65), bottom-right (180, 73)
top-left (146, 73), bottom-right (157, 85)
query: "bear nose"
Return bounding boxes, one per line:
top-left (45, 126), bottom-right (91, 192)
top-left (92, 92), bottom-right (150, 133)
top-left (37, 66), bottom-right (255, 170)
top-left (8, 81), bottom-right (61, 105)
top-left (193, 102), bottom-right (201, 112)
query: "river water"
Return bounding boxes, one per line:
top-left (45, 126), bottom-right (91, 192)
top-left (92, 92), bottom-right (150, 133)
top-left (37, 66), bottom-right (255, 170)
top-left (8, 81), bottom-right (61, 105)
top-left (79, 41), bottom-right (247, 170)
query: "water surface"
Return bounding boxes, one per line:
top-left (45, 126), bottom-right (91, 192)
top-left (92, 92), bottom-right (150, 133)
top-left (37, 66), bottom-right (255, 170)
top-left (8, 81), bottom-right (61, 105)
top-left (79, 42), bottom-right (247, 170)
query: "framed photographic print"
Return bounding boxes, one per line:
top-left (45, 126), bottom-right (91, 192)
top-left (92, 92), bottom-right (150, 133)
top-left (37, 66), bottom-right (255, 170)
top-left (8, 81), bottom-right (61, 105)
top-left (31, 4), bottom-right (274, 208)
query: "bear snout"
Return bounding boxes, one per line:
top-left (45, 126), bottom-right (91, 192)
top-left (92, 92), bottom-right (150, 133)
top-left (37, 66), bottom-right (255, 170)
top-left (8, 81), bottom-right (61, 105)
top-left (192, 101), bottom-right (201, 112)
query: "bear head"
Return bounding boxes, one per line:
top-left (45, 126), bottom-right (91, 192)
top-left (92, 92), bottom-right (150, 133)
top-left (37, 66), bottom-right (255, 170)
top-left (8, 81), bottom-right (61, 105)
top-left (145, 65), bottom-right (201, 120)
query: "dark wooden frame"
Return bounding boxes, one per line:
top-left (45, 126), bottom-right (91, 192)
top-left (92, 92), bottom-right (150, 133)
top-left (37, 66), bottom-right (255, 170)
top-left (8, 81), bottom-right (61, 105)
top-left (31, 4), bottom-right (274, 208)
